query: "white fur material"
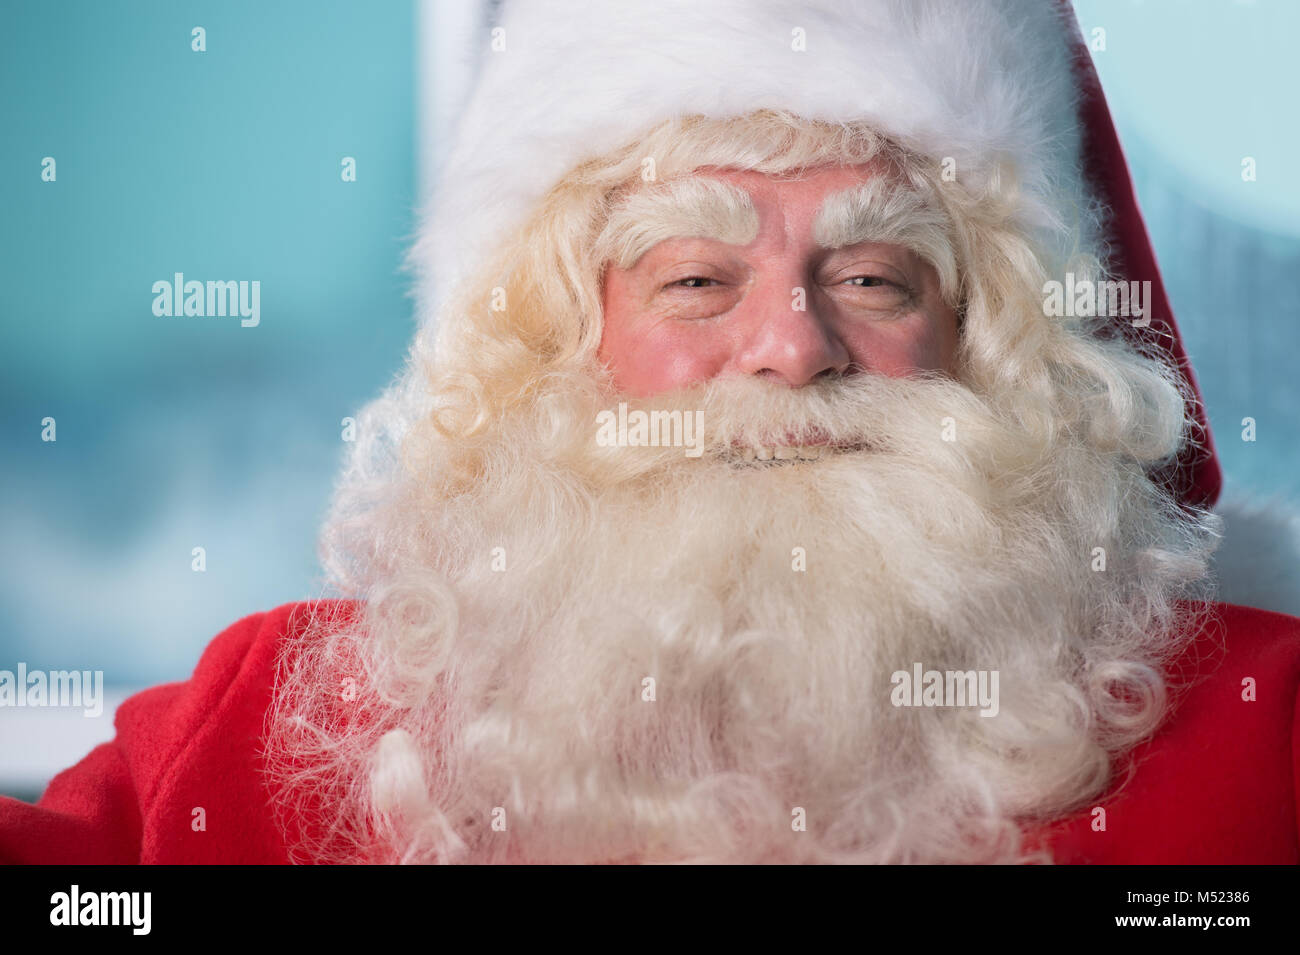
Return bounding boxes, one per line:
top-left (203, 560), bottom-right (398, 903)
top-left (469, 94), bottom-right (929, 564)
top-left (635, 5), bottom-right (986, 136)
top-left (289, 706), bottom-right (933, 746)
top-left (415, 0), bottom-right (1088, 331)
top-left (1212, 488), bottom-right (1300, 618)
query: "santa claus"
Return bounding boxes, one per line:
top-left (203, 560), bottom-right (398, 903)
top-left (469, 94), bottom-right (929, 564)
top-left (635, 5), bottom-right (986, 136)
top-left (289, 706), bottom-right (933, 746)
top-left (3, 0), bottom-right (1298, 865)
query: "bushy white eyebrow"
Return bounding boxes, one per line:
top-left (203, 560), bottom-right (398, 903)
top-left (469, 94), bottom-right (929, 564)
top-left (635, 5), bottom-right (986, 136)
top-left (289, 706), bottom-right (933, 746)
top-left (595, 174), bottom-right (959, 304)
top-left (595, 177), bottom-right (760, 270)
top-left (813, 179), bottom-right (959, 302)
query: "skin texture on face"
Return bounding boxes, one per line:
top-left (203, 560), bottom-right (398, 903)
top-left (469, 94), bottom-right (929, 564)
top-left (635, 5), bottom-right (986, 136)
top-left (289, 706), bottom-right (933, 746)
top-left (597, 164), bottom-right (961, 398)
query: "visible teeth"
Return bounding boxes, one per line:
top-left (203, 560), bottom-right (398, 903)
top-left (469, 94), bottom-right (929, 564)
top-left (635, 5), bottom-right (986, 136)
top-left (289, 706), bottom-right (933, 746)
top-left (734, 444), bottom-right (829, 463)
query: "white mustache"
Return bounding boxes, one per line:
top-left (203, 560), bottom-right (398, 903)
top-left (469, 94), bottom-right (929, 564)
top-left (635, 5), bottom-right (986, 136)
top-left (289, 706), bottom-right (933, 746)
top-left (649, 371), bottom-right (967, 447)
top-left (570, 369), bottom-right (997, 485)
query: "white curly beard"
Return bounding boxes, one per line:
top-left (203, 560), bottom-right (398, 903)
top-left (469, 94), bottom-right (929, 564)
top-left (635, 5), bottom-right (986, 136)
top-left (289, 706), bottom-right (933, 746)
top-left (275, 368), bottom-right (1215, 864)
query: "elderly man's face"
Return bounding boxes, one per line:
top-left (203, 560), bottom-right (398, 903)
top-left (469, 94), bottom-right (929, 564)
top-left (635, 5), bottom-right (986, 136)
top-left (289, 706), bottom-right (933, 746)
top-left (598, 164), bottom-right (960, 397)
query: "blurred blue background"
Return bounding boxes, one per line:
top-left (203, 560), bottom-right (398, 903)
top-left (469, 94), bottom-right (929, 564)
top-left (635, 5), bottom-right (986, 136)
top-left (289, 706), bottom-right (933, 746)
top-left (1, 0), bottom-right (417, 795)
top-left (0, 0), bottom-right (1296, 798)
top-left (1, 1), bottom-right (416, 679)
top-left (1071, 0), bottom-right (1300, 498)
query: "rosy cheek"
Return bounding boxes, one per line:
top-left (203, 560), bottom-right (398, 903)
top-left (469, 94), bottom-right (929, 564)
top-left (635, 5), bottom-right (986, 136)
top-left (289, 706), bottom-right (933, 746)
top-left (616, 333), bottom-right (725, 396)
top-left (842, 317), bottom-right (949, 377)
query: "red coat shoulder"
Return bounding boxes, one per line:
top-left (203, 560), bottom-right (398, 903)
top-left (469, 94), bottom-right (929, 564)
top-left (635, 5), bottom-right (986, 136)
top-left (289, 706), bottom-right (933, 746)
top-left (0, 600), bottom-right (357, 864)
top-left (1033, 602), bottom-right (1300, 863)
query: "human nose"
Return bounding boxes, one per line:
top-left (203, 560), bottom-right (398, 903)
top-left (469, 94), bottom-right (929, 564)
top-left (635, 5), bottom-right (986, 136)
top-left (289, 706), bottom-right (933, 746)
top-left (733, 283), bottom-right (852, 387)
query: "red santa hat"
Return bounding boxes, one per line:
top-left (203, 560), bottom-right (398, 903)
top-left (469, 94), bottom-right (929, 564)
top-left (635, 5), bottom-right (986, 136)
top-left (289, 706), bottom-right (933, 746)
top-left (1067, 18), bottom-right (1221, 509)
top-left (415, 0), bottom-right (1221, 509)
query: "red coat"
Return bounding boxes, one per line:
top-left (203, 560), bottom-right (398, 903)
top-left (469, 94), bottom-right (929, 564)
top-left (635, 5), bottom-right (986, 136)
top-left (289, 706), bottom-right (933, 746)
top-left (3, 599), bottom-right (1298, 864)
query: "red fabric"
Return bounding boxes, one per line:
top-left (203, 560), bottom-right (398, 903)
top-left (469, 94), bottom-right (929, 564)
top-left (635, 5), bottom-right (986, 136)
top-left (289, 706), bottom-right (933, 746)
top-left (2, 599), bottom-right (1297, 864)
top-left (1026, 603), bottom-right (1300, 863)
top-left (1063, 3), bottom-right (1222, 509)
top-left (0, 602), bottom-right (340, 865)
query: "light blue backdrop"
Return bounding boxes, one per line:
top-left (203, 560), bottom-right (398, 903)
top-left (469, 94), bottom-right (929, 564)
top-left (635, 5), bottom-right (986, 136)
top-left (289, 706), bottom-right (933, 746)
top-left (1071, 0), bottom-right (1300, 498)
top-left (1, 1), bottom-right (416, 690)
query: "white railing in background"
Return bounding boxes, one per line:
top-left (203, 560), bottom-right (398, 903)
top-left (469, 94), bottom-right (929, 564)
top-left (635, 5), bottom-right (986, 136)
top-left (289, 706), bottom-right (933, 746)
top-left (0, 688), bottom-right (144, 802)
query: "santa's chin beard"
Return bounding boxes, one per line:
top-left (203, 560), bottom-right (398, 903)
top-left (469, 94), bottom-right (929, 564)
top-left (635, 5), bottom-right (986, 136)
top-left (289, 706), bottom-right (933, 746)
top-left (274, 367), bottom-right (1212, 864)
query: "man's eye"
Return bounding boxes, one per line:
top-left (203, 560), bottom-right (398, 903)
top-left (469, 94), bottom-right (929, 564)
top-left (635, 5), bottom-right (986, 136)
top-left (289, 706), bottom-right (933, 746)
top-left (668, 277), bottom-right (719, 289)
top-left (843, 276), bottom-right (892, 288)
